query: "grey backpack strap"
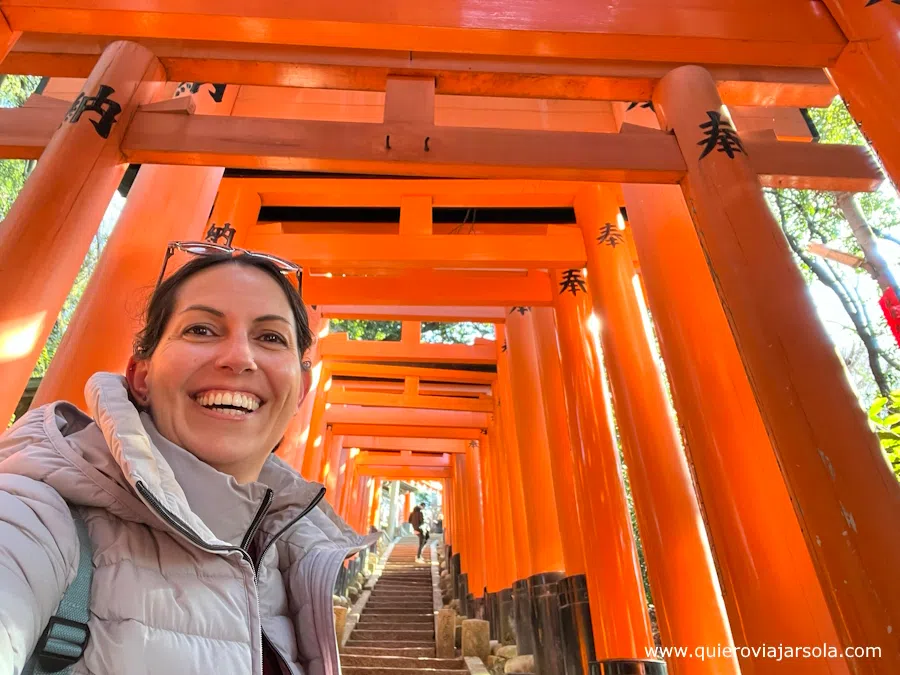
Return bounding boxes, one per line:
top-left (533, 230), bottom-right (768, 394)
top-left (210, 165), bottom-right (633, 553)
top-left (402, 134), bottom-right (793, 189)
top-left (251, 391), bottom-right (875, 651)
top-left (24, 504), bottom-right (93, 674)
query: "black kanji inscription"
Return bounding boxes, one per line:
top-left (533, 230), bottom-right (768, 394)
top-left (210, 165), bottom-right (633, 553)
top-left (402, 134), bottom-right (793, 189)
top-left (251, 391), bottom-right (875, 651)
top-left (626, 101), bottom-right (655, 112)
top-left (510, 307), bottom-right (531, 315)
top-left (65, 85), bottom-right (122, 139)
top-left (501, 342), bottom-right (508, 353)
top-left (559, 269), bottom-right (587, 296)
top-left (205, 222), bottom-right (237, 247)
top-left (596, 222), bottom-right (624, 248)
top-left (866, 0), bottom-right (900, 6)
top-left (175, 82), bottom-right (228, 103)
top-left (697, 111), bottom-right (745, 160)
top-left (469, 440), bottom-right (478, 449)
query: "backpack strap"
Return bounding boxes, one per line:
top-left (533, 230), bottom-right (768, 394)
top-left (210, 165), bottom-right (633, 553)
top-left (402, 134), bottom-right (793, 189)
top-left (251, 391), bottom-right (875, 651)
top-left (24, 504), bottom-right (93, 675)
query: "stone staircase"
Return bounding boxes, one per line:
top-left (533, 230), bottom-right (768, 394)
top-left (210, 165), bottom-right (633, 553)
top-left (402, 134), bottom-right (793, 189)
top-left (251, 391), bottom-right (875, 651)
top-left (342, 537), bottom-right (466, 675)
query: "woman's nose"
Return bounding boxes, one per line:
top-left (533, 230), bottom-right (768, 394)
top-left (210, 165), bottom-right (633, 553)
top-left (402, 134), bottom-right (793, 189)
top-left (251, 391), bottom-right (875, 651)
top-left (214, 335), bottom-right (258, 373)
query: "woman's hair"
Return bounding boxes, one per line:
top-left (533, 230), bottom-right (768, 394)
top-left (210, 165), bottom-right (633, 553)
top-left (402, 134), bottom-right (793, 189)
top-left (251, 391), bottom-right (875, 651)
top-left (133, 254), bottom-right (314, 361)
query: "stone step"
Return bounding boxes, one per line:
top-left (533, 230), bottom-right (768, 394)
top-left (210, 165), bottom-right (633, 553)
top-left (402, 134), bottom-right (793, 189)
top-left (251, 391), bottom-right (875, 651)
top-left (363, 606), bottom-right (435, 613)
top-left (351, 630), bottom-right (434, 642)
top-left (341, 647), bottom-right (436, 658)
top-left (357, 613), bottom-right (434, 623)
top-left (343, 667), bottom-right (463, 675)
top-left (365, 600), bottom-right (435, 607)
top-left (356, 621), bottom-right (434, 631)
top-left (339, 655), bottom-right (464, 670)
top-left (346, 639), bottom-right (435, 648)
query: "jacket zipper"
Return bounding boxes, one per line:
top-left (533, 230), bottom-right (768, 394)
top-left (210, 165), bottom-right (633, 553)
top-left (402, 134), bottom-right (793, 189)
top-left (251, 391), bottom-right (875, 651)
top-left (242, 488), bottom-right (274, 551)
top-left (254, 486), bottom-right (326, 582)
top-left (137, 481), bottom-right (327, 674)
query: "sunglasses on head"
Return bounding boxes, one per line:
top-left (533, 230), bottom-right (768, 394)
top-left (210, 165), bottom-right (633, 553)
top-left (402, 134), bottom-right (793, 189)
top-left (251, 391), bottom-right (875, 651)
top-left (155, 241), bottom-right (302, 293)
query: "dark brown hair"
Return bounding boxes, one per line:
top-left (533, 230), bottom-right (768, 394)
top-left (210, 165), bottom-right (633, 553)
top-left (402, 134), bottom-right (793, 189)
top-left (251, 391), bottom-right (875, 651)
top-left (133, 254), bottom-right (313, 361)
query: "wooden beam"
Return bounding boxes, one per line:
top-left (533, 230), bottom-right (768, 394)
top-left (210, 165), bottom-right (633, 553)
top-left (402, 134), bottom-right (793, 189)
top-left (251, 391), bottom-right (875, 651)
top-left (5, 35), bottom-right (838, 106)
top-left (2, 110), bottom-right (879, 192)
top-left (120, 113), bottom-right (688, 183)
top-left (326, 361), bottom-right (495, 383)
top-left (331, 423), bottom-right (481, 440)
top-left (355, 451), bottom-right (450, 468)
top-left (328, 389), bottom-right (493, 413)
top-left (356, 465), bottom-right (451, 479)
top-left (337, 381), bottom-right (490, 396)
top-left (343, 436), bottom-right (466, 454)
top-left (236, 177), bottom-right (586, 208)
top-left (320, 332), bottom-right (497, 364)
top-left (253, 232), bottom-right (585, 270)
top-left (0, 1), bottom-right (845, 67)
top-left (318, 305), bottom-right (507, 323)
top-left (325, 405), bottom-right (489, 429)
top-left (304, 271), bottom-right (554, 306)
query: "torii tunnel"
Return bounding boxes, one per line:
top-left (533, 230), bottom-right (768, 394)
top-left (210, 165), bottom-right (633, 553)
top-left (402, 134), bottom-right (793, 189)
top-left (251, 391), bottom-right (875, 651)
top-left (1, 1), bottom-right (899, 673)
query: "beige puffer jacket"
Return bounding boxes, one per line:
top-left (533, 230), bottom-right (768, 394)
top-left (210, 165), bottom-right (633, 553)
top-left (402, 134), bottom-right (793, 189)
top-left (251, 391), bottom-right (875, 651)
top-left (0, 373), bottom-right (376, 675)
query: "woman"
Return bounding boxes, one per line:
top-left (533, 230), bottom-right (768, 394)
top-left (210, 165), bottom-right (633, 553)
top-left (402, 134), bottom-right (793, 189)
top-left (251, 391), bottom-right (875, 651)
top-left (0, 244), bottom-right (374, 675)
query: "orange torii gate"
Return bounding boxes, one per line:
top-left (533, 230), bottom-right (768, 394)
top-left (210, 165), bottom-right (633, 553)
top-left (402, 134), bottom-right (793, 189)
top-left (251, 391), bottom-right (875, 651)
top-left (1, 2), bottom-right (900, 672)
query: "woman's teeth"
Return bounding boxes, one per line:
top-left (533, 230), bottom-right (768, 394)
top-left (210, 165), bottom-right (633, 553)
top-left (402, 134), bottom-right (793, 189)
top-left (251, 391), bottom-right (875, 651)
top-left (194, 391), bottom-right (261, 414)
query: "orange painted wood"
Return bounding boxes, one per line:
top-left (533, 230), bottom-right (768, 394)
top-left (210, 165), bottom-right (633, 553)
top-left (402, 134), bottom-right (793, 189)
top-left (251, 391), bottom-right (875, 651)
top-left (120, 113), bottom-right (688, 182)
top-left (480, 433), bottom-right (501, 593)
top-left (356, 465), bottom-right (450, 479)
top-left (399, 195), bottom-right (433, 236)
top-left (530, 307), bottom-right (586, 575)
top-left (355, 451), bottom-right (449, 468)
top-left (487, 421), bottom-right (518, 587)
top-left (5, 34), bottom-right (838, 107)
top-left (654, 65), bottom-right (900, 669)
top-left (321, 432), bottom-right (344, 494)
top-left (32, 84), bottom-right (240, 412)
top-left (0, 0), bottom-right (845, 66)
top-left (577, 184), bottom-right (739, 674)
top-left (552, 269), bottom-right (654, 660)
top-left (331, 423), bottom-right (482, 440)
top-left (829, 39), bottom-right (900, 190)
top-left (342, 437), bottom-right (465, 454)
top-left (0, 10), bottom-right (19, 62)
top-left (0, 41), bottom-right (166, 424)
top-left (319, 305), bottom-right (507, 323)
top-left (327, 361), bottom-right (495, 383)
top-left (300, 365), bottom-right (332, 480)
top-left (226, 177), bottom-right (584, 208)
top-left (729, 105), bottom-right (813, 142)
top-left (327, 390), bottom-right (493, 413)
top-left (367, 478), bottom-right (382, 530)
top-left (249, 232), bottom-right (586, 270)
top-left (318, 332), bottom-right (496, 365)
top-left (338, 381), bottom-right (489, 397)
top-left (621, 102), bottom-right (849, 675)
top-left (462, 440), bottom-right (487, 596)
top-left (494, 331), bottom-right (532, 578)
top-left (326, 405), bottom-right (490, 429)
top-left (385, 77), bottom-right (435, 125)
top-left (504, 309), bottom-right (565, 575)
top-left (306, 271), bottom-right (554, 307)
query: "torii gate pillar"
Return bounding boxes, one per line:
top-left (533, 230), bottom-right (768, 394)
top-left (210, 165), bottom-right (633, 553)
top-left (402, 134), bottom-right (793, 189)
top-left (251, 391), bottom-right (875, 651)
top-left (654, 65), bottom-right (900, 669)
top-left (0, 41), bottom-right (165, 423)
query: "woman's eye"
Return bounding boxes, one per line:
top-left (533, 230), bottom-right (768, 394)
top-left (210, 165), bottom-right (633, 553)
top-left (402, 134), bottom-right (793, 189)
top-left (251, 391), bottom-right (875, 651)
top-left (261, 332), bottom-right (288, 345)
top-left (184, 325), bottom-right (214, 337)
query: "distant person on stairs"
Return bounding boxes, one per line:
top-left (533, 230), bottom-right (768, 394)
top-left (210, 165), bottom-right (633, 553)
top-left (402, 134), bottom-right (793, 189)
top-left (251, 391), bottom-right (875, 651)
top-left (409, 502), bottom-right (428, 562)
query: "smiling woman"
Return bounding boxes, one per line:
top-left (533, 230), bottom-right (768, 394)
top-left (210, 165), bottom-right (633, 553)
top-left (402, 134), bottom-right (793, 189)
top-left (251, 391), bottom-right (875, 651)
top-left (0, 244), bottom-right (375, 675)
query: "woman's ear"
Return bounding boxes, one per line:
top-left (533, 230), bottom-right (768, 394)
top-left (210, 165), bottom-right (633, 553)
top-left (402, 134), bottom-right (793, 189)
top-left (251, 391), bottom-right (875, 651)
top-left (126, 355), bottom-right (151, 407)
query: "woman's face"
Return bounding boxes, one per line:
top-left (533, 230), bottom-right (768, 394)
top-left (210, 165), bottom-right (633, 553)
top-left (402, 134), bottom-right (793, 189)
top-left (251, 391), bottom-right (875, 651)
top-left (128, 263), bottom-right (310, 483)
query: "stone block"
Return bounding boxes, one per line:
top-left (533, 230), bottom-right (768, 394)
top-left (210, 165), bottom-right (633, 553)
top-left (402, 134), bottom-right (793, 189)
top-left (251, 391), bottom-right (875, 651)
top-left (333, 606), bottom-right (349, 649)
top-left (436, 608), bottom-right (456, 658)
top-left (462, 619), bottom-right (491, 662)
top-left (496, 645), bottom-right (518, 659)
top-left (504, 655), bottom-right (535, 674)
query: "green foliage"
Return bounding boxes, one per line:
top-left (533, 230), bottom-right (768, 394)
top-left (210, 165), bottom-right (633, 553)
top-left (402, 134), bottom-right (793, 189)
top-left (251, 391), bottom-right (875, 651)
top-left (328, 319), bottom-right (494, 345)
top-left (0, 76), bottom-right (41, 220)
top-left (766, 98), bottom-right (900, 404)
top-left (868, 393), bottom-right (900, 480)
top-left (31, 235), bottom-right (110, 378)
top-left (328, 319), bottom-right (401, 341)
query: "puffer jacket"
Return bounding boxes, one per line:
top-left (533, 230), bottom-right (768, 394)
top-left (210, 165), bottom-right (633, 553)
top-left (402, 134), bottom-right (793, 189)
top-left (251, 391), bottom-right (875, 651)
top-left (0, 372), bottom-right (376, 675)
